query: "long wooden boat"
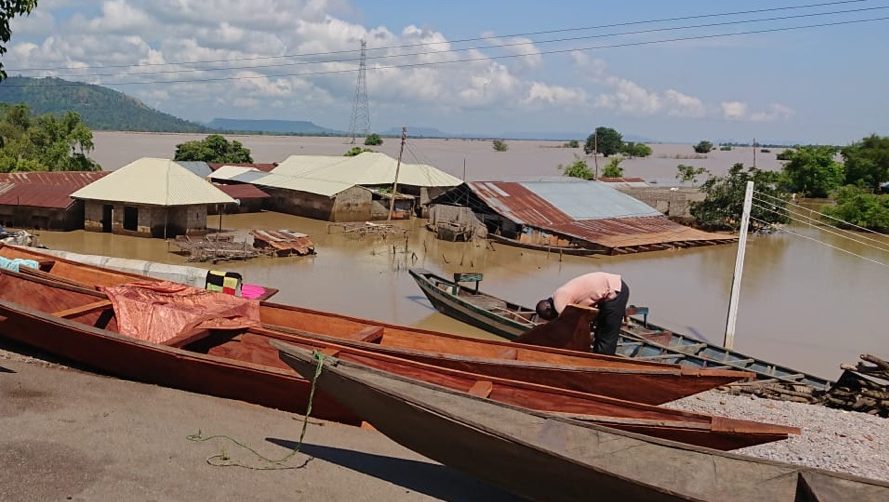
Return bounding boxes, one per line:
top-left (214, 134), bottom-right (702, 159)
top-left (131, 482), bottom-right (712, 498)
top-left (278, 345), bottom-right (889, 502)
top-left (0, 270), bottom-right (789, 448)
top-left (270, 340), bottom-right (796, 449)
top-left (0, 244), bottom-right (754, 404)
top-left (410, 268), bottom-right (834, 390)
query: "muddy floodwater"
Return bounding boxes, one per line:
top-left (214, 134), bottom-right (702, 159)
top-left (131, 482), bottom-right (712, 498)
top-left (35, 209), bottom-right (888, 380)
top-left (92, 131), bottom-right (782, 180)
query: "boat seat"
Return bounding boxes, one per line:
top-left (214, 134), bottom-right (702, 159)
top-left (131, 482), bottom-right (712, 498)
top-left (52, 299), bottom-right (113, 319)
top-left (467, 380), bottom-right (493, 398)
top-left (353, 326), bottom-right (384, 343)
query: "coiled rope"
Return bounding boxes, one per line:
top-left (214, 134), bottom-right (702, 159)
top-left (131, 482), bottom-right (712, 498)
top-left (186, 351), bottom-right (326, 470)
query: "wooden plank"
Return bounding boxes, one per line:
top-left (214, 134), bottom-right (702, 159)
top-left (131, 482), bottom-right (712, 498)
top-left (467, 380), bottom-right (493, 398)
top-left (354, 326), bottom-right (384, 343)
top-left (52, 299), bottom-right (112, 319)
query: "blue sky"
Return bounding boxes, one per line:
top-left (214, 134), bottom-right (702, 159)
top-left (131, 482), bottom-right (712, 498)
top-left (5, 0), bottom-right (888, 143)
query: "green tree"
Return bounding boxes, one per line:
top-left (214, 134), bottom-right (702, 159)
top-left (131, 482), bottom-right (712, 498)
top-left (780, 145), bottom-right (844, 197)
top-left (585, 127), bottom-right (622, 156)
top-left (173, 134), bottom-right (253, 163)
top-left (842, 134), bottom-right (889, 192)
top-left (675, 164), bottom-right (709, 185)
top-left (0, 104), bottom-right (100, 172)
top-left (364, 133), bottom-right (383, 146)
top-left (492, 139), bottom-right (508, 152)
top-left (693, 140), bottom-right (713, 154)
top-left (621, 142), bottom-right (652, 158)
top-left (559, 159), bottom-right (593, 180)
top-left (0, 0), bottom-right (38, 80)
top-left (821, 185), bottom-right (889, 232)
top-left (564, 139), bottom-right (579, 148)
top-left (719, 145), bottom-right (733, 151)
top-left (601, 156), bottom-right (624, 178)
top-left (691, 163), bottom-right (790, 231)
top-left (344, 146), bottom-right (374, 157)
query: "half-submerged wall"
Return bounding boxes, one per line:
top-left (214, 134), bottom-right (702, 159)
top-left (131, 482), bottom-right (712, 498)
top-left (84, 201), bottom-right (208, 238)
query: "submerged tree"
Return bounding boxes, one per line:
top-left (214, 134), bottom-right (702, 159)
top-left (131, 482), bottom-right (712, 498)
top-left (585, 127), bottom-right (622, 156)
top-left (676, 164), bottom-right (709, 185)
top-left (821, 185), bottom-right (889, 232)
top-left (842, 134), bottom-right (889, 193)
top-left (601, 156), bottom-right (625, 178)
top-left (492, 139), bottom-right (509, 152)
top-left (174, 134), bottom-right (253, 163)
top-left (780, 145), bottom-right (844, 198)
top-left (691, 163), bottom-right (790, 231)
top-left (344, 146), bottom-right (374, 157)
top-left (0, 104), bottom-right (100, 172)
top-left (559, 158), bottom-right (593, 180)
top-left (364, 133), bottom-right (383, 146)
top-left (693, 140), bottom-right (713, 154)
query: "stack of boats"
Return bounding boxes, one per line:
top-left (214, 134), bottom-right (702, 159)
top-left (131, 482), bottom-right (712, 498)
top-left (0, 243), bottom-right (885, 500)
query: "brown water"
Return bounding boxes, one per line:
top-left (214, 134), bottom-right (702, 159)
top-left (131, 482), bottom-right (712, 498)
top-left (35, 209), bottom-right (889, 380)
top-left (91, 131), bottom-right (781, 180)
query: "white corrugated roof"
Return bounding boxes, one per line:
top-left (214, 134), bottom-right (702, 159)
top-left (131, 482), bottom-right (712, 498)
top-left (71, 158), bottom-right (236, 206)
top-left (250, 172), bottom-right (355, 197)
top-left (210, 165), bottom-right (261, 181)
top-left (272, 152), bottom-right (461, 188)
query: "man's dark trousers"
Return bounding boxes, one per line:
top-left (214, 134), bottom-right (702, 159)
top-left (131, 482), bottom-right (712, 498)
top-left (593, 280), bottom-right (629, 355)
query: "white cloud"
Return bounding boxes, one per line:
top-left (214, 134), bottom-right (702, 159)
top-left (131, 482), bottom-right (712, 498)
top-left (721, 101), bottom-right (794, 122)
top-left (663, 90), bottom-right (706, 118)
top-left (524, 82), bottom-right (586, 106)
top-left (721, 101), bottom-right (748, 120)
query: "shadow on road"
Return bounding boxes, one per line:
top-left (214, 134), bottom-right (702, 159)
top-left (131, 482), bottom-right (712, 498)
top-left (268, 439), bottom-right (518, 501)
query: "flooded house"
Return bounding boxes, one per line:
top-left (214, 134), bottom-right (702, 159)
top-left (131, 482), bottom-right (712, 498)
top-left (71, 158), bottom-right (236, 238)
top-left (430, 179), bottom-right (736, 255)
top-left (210, 152), bottom-right (460, 221)
top-left (0, 171), bottom-right (109, 230)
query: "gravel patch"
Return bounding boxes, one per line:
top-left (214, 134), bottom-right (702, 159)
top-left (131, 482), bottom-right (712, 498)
top-left (666, 390), bottom-right (889, 482)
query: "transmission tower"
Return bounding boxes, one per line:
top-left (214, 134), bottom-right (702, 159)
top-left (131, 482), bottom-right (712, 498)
top-left (348, 39), bottom-right (371, 144)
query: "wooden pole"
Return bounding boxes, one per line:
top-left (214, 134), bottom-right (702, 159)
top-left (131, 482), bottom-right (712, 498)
top-left (724, 180), bottom-right (754, 349)
top-left (753, 137), bottom-right (757, 169)
top-left (387, 127), bottom-right (407, 221)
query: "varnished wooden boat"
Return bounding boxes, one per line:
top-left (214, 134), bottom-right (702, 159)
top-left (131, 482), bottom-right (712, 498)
top-left (269, 340), bottom-right (796, 449)
top-left (277, 345), bottom-right (889, 502)
top-left (410, 268), bottom-right (833, 390)
top-left (0, 245), bottom-right (754, 404)
top-left (488, 233), bottom-right (602, 255)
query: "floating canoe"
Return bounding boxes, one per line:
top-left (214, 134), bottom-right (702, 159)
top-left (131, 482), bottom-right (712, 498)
top-left (410, 268), bottom-right (833, 390)
top-left (278, 345), bottom-right (889, 502)
top-left (272, 340), bottom-right (796, 449)
top-left (0, 245), bottom-right (754, 404)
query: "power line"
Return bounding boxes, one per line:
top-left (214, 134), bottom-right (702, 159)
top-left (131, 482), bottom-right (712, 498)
top-left (752, 193), bottom-right (889, 249)
top-left (14, 4), bottom-right (888, 80)
top-left (6, 0), bottom-right (868, 73)
top-left (754, 188), bottom-right (889, 238)
top-left (5, 14), bottom-right (888, 88)
top-left (751, 201), bottom-right (889, 254)
top-left (750, 216), bottom-right (889, 270)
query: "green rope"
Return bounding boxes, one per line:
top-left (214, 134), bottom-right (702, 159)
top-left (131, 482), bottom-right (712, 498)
top-left (186, 351), bottom-right (327, 470)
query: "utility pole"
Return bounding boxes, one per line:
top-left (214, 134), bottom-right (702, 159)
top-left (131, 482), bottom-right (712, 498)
top-left (724, 181), bottom-right (754, 350)
top-left (593, 134), bottom-right (599, 179)
top-left (752, 137), bottom-right (757, 169)
top-left (388, 127), bottom-right (407, 221)
top-left (462, 158), bottom-right (466, 181)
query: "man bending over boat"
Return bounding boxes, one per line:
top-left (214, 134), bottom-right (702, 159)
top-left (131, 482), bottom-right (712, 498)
top-left (535, 272), bottom-right (629, 355)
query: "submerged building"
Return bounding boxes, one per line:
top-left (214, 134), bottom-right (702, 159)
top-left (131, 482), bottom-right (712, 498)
top-left (431, 179), bottom-right (736, 255)
top-left (0, 171), bottom-right (109, 230)
top-left (210, 153), bottom-right (460, 221)
top-left (72, 158), bottom-right (236, 238)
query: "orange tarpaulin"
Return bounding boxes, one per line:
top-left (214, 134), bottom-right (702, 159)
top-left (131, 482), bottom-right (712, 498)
top-left (100, 281), bottom-right (261, 344)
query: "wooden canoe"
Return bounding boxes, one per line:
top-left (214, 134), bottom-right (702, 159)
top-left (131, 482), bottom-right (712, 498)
top-left (0, 269), bottom-right (781, 449)
top-left (0, 244), bottom-right (753, 403)
top-left (269, 340), bottom-right (796, 449)
top-left (409, 268), bottom-right (833, 390)
top-left (277, 345), bottom-right (889, 502)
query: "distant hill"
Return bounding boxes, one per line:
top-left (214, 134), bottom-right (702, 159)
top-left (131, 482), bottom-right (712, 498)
top-left (382, 126), bottom-right (658, 142)
top-left (381, 126), bottom-right (456, 138)
top-left (0, 76), bottom-right (209, 132)
top-left (208, 118), bottom-right (343, 135)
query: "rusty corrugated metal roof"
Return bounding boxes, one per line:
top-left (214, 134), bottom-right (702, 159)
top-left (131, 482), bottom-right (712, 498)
top-left (0, 171), bottom-right (109, 209)
top-left (464, 180), bottom-right (734, 252)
